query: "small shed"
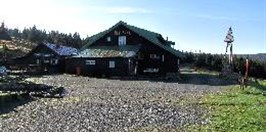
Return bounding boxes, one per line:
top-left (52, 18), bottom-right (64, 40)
top-left (12, 42), bottom-right (77, 73)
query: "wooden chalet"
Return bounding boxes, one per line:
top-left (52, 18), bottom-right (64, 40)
top-left (65, 21), bottom-right (183, 77)
top-left (13, 42), bottom-right (77, 73)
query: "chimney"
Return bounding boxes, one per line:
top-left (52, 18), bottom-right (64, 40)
top-left (166, 36), bottom-right (168, 41)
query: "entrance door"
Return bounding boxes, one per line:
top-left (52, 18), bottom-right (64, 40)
top-left (128, 59), bottom-right (137, 75)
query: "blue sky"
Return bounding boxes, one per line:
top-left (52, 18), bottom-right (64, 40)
top-left (0, 0), bottom-right (265, 54)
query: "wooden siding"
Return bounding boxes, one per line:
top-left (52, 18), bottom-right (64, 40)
top-left (65, 57), bottom-right (130, 77)
top-left (17, 44), bottom-right (59, 64)
top-left (90, 25), bottom-right (143, 47)
top-left (88, 24), bottom-right (179, 75)
top-left (12, 44), bottom-right (65, 72)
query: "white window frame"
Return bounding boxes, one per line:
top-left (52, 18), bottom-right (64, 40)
top-left (109, 61), bottom-right (115, 68)
top-left (143, 68), bottom-right (159, 73)
top-left (44, 59), bottom-right (50, 63)
top-left (36, 59), bottom-right (40, 65)
top-left (44, 54), bottom-right (51, 57)
top-left (107, 36), bottom-right (111, 42)
top-left (34, 53), bottom-right (41, 57)
top-left (118, 36), bottom-right (126, 46)
top-left (51, 59), bottom-right (58, 65)
top-left (86, 60), bottom-right (96, 65)
top-left (150, 54), bottom-right (160, 59)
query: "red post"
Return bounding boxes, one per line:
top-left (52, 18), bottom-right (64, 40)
top-left (76, 66), bottom-right (81, 76)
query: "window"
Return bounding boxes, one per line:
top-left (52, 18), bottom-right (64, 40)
top-left (118, 36), bottom-right (126, 46)
top-left (107, 36), bottom-right (111, 42)
top-left (44, 59), bottom-right (50, 63)
top-left (36, 59), bottom-right (40, 65)
top-left (86, 60), bottom-right (96, 65)
top-left (150, 54), bottom-right (160, 59)
top-left (143, 68), bottom-right (159, 73)
top-left (51, 59), bottom-right (58, 65)
top-left (44, 54), bottom-right (51, 57)
top-left (34, 53), bottom-right (41, 57)
top-left (109, 61), bottom-right (115, 68)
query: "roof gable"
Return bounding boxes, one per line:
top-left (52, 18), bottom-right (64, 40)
top-left (81, 21), bottom-right (183, 58)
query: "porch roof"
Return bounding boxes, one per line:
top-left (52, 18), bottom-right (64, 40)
top-left (73, 45), bottom-right (140, 58)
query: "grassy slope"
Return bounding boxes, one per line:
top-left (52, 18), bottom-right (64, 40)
top-left (0, 38), bottom-right (36, 59)
top-left (190, 80), bottom-right (266, 131)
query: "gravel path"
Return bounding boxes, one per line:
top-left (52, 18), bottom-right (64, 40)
top-left (0, 74), bottom-right (227, 131)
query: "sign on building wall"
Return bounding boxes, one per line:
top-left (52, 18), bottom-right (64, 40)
top-left (114, 30), bottom-right (131, 36)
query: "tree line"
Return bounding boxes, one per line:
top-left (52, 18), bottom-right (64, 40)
top-left (7, 25), bottom-right (84, 48)
top-left (182, 52), bottom-right (266, 79)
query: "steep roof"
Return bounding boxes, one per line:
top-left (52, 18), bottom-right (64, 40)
top-left (74, 45), bottom-right (140, 58)
top-left (81, 21), bottom-right (183, 58)
top-left (43, 42), bottom-right (78, 56)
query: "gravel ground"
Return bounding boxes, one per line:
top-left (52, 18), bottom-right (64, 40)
top-left (0, 73), bottom-right (228, 131)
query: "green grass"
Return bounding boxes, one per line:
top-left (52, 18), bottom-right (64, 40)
top-left (189, 80), bottom-right (266, 131)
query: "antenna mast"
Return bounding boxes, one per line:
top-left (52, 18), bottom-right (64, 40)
top-left (224, 27), bottom-right (234, 66)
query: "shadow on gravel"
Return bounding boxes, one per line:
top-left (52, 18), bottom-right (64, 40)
top-left (178, 73), bottom-right (236, 86)
top-left (107, 73), bottom-right (236, 86)
top-left (0, 75), bottom-right (66, 115)
top-left (107, 76), bottom-right (180, 83)
top-left (0, 85), bottom-right (66, 115)
top-left (0, 93), bottom-right (34, 115)
top-left (96, 73), bottom-right (237, 86)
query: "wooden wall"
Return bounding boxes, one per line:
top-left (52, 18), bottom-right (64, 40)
top-left (89, 25), bottom-right (179, 75)
top-left (65, 57), bottom-right (130, 77)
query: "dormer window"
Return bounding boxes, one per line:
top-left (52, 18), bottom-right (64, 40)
top-left (118, 36), bottom-right (126, 46)
top-left (107, 36), bottom-right (111, 42)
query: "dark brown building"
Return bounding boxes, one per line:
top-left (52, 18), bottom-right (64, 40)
top-left (65, 21), bottom-right (183, 77)
top-left (13, 42), bottom-right (77, 73)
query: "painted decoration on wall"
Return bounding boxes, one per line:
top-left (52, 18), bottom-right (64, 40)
top-left (114, 30), bottom-right (131, 36)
